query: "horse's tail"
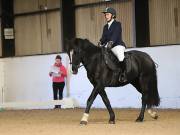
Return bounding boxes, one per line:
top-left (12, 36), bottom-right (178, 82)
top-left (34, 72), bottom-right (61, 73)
top-left (147, 65), bottom-right (160, 107)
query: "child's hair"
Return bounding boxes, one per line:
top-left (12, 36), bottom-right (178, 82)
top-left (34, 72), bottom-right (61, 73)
top-left (55, 55), bottom-right (62, 60)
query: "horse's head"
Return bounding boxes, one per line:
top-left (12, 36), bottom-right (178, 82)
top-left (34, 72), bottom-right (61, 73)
top-left (71, 47), bottom-right (83, 74)
top-left (65, 38), bottom-right (85, 74)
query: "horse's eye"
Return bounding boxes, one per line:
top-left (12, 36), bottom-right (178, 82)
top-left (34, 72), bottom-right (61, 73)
top-left (74, 50), bottom-right (79, 55)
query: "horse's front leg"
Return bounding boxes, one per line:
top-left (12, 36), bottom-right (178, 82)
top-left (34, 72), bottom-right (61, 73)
top-left (99, 90), bottom-right (115, 124)
top-left (80, 87), bottom-right (99, 125)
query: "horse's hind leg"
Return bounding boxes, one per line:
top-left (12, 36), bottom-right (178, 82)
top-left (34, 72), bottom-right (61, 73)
top-left (132, 78), bottom-right (158, 122)
top-left (136, 93), bottom-right (147, 122)
top-left (133, 77), bottom-right (149, 122)
top-left (147, 105), bottom-right (158, 119)
top-left (99, 90), bottom-right (115, 124)
top-left (131, 79), bottom-right (146, 122)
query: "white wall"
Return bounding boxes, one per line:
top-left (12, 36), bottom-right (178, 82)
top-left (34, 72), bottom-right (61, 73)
top-left (0, 59), bottom-right (4, 104)
top-left (0, 45), bottom-right (180, 109)
top-left (0, 54), bottom-right (71, 109)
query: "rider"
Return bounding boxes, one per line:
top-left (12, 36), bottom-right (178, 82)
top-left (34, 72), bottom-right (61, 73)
top-left (98, 7), bottom-right (127, 82)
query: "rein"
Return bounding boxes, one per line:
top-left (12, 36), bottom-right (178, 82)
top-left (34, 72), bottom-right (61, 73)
top-left (69, 62), bottom-right (83, 68)
top-left (68, 50), bottom-right (84, 70)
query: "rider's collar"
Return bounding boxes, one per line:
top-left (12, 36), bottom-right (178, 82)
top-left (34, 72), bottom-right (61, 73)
top-left (107, 19), bottom-right (114, 29)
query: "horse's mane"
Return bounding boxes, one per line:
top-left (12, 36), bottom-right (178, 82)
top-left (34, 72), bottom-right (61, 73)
top-left (76, 38), bottom-right (101, 53)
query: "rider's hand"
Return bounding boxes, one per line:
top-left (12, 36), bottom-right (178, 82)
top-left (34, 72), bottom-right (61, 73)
top-left (107, 41), bottom-right (114, 49)
top-left (97, 41), bottom-right (102, 47)
top-left (58, 70), bottom-right (62, 75)
top-left (49, 72), bottom-right (53, 77)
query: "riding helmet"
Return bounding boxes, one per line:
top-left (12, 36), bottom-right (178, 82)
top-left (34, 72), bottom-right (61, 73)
top-left (102, 7), bottom-right (116, 18)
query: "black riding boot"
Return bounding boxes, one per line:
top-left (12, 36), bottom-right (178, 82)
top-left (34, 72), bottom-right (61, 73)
top-left (119, 59), bottom-right (127, 83)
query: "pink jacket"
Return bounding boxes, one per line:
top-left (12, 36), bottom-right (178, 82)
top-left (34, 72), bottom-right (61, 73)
top-left (50, 63), bottom-right (67, 83)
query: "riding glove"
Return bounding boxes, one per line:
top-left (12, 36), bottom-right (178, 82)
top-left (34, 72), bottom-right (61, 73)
top-left (97, 41), bottom-right (102, 47)
top-left (106, 41), bottom-right (114, 49)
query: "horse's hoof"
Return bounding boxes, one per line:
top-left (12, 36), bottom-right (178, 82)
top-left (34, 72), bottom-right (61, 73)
top-left (109, 120), bottom-right (115, 124)
top-left (153, 115), bottom-right (158, 120)
top-left (135, 118), bottom-right (143, 122)
top-left (80, 121), bottom-right (88, 125)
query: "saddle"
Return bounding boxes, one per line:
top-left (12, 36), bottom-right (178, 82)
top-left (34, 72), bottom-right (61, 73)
top-left (101, 47), bottom-right (131, 72)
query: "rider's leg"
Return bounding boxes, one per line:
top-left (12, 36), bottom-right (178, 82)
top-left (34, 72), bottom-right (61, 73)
top-left (111, 45), bottom-right (125, 61)
top-left (111, 45), bottom-right (127, 82)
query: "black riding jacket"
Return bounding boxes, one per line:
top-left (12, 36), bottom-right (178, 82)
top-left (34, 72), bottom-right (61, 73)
top-left (100, 20), bottom-right (126, 48)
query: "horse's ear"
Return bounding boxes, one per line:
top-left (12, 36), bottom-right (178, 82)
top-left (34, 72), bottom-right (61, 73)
top-left (66, 38), bottom-right (82, 49)
top-left (84, 38), bottom-right (89, 43)
top-left (64, 37), bottom-right (76, 53)
top-left (72, 38), bottom-right (78, 45)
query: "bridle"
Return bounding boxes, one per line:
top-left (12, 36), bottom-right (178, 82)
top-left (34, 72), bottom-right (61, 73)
top-left (68, 50), bottom-right (83, 71)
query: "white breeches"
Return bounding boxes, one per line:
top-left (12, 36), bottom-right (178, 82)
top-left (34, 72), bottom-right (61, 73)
top-left (111, 45), bottom-right (125, 62)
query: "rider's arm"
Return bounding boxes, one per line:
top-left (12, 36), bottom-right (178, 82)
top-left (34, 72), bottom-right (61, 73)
top-left (100, 25), bottom-right (107, 44)
top-left (110, 22), bottom-right (122, 44)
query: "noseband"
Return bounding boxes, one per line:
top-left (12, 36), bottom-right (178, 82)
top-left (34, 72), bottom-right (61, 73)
top-left (68, 52), bottom-right (83, 70)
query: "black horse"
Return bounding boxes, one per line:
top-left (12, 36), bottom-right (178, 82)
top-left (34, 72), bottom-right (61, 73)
top-left (66, 38), bottom-right (160, 125)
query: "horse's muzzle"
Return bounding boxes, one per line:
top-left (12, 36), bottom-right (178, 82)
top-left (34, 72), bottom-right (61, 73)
top-left (72, 70), bottom-right (78, 74)
top-left (72, 65), bottom-right (78, 74)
